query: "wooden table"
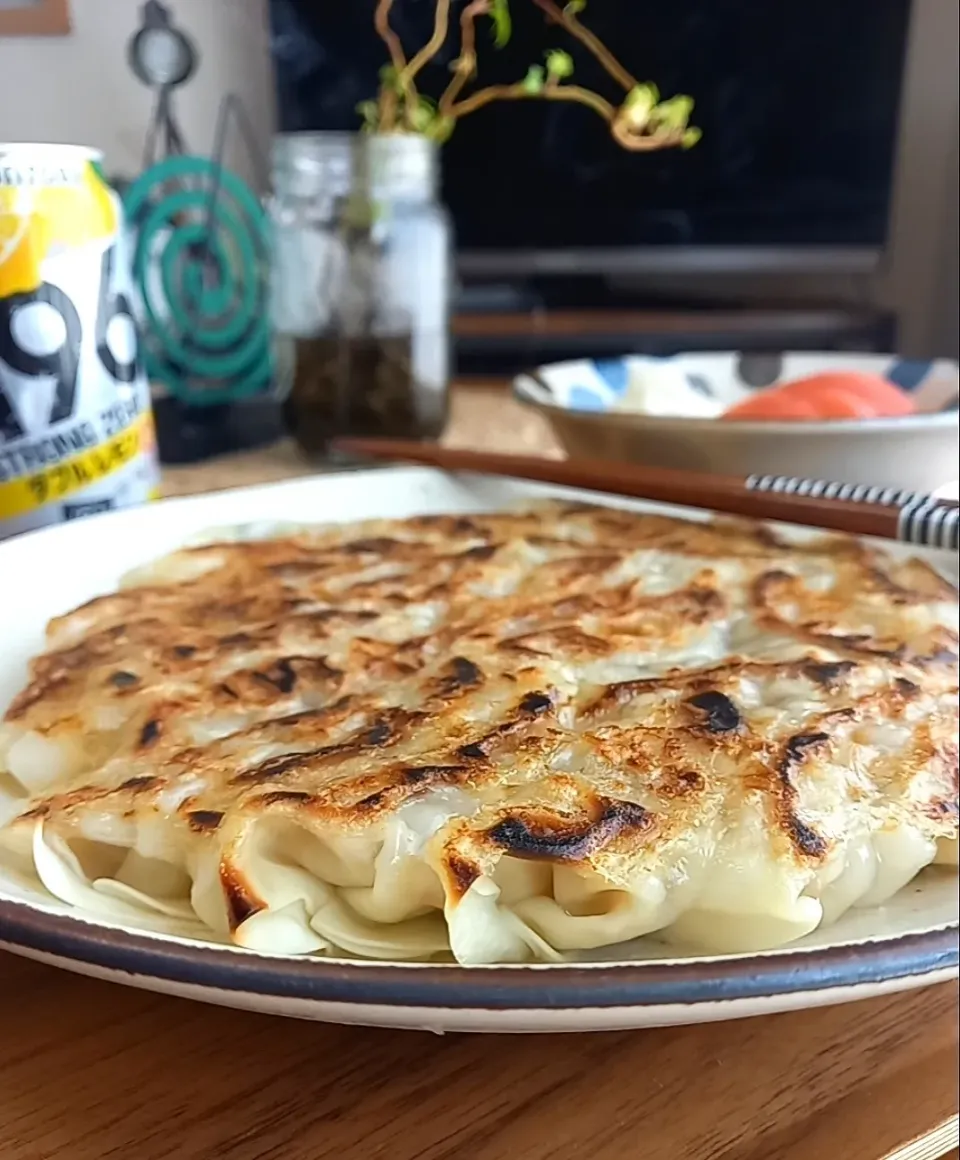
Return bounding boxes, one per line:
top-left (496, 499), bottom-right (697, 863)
top-left (1, 383), bottom-right (957, 1160)
top-left (0, 954), bottom-right (955, 1160)
top-left (159, 381), bottom-right (563, 500)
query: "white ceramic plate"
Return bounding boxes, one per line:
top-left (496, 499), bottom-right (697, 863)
top-left (0, 469), bottom-right (956, 1033)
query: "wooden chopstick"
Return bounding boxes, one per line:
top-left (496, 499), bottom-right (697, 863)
top-left (330, 437), bottom-right (960, 553)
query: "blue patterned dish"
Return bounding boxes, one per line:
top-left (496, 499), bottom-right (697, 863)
top-left (515, 352), bottom-right (960, 415)
top-left (513, 351), bottom-right (960, 494)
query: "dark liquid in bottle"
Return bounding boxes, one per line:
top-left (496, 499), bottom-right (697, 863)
top-left (283, 333), bottom-right (442, 457)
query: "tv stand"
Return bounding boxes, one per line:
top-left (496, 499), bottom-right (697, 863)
top-left (458, 277), bottom-right (763, 315)
top-left (453, 282), bottom-right (897, 375)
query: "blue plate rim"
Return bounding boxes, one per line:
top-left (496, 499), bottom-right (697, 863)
top-left (0, 896), bottom-right (955, 1011)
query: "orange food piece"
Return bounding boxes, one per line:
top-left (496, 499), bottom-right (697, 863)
top-left (722, 371), bottom-right (916, 421)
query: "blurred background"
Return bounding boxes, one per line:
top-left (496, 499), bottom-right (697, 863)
top-left (0, 0), bottom-right (956, 363)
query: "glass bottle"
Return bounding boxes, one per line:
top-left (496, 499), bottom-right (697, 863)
top-left (269, 132), bottom-right (452, 457)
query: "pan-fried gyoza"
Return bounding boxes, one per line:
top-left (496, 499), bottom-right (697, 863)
top-left (0, 503), bottom-right (956, 963)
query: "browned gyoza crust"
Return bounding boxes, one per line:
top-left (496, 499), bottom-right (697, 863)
top-left (1, 503), bottom-right (957, 942)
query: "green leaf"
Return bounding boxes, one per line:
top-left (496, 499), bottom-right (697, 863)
top-left (625, 83), bottom-right (659, 110)
top-left (489, 0), bottom-right (512, 48)
top-left (564, 0), bottom-right (587, 12)
top-left (681, 126), bottom-right (702, 149)
top-left (521, 64), bottom-right (545, 94)
top-left (654, 94), bottom-right (695, 130)
top-left (622, 83), bottom-right (660, 129)
top-left (426, 115), bottom-right (457, 144)
top-left (355, 100), bottom-right (380, 130)
top-left (410, 96), bottom-right (438, 132)
top-left (544, 49), bottom-right (575, 80)
top-left (378, 63), bottom-right (401, 91)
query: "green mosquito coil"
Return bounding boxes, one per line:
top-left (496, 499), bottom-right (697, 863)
top-left (123, 154), bottom-right (273, 405)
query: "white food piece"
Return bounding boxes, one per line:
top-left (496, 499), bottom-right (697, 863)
top-left (446, 876), bottom-right (564, 965)
top-left (611, 363), bottom-right (724, 418)
top-left (4, 729), bottom-right (83, 794)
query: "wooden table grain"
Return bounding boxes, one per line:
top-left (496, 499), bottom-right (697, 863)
top-left (160, 382), bottom-right (562, 500)
top-left (1, 382), bottom-right (957, 1160)
top-left (0, 953), bottom-right (956, 1160)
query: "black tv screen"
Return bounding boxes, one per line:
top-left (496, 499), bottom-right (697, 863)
top-left (269, 0), bottom-right (912, 257)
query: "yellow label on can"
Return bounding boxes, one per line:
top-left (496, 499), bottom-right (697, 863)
top-left (0, 409), bottom-right (154, 520)
top-left (0, 145), bottom-right (159, 539)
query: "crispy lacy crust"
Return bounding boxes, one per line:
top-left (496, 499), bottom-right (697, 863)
top-left (2, 503), bottom-right (958, 936)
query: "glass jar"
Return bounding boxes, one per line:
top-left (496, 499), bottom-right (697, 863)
top-left (269, 132), bottom-right (452, 457)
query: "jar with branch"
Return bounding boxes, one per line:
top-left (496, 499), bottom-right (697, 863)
top-left (276, 0), bottom-right (700, 458)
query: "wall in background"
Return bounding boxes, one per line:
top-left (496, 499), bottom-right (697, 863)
top-left (0, 0), bottom-right (955, 357)
top-left (932, 113), bottom-right (958, 359)
top-left (0, 0), bottom-right (275, 188)
top-left (878, 0), bottom-right (959, 356)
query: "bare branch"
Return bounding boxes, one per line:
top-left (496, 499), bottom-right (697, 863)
top-left (374, 0), bottom-right (408, 73)
top-left (402, 0), bottom-right (454, 86)
top-left (527, 0), bottom-right (638, 92)
top-left (610, 119), bottom-right (687, 151)
top-left (439, 0), bottom-right (490, 117)
top-left (451, 82), bottom-right (616, 124)
top-left (367, 0), bottom-right (695, 154)
top-left (451, 80), bottom-right (691, 154)
top-left (374, 0), bottom-right (409, 128)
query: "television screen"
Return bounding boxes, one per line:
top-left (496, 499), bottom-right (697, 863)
top-left (269, 0), bottom-right (912, 255)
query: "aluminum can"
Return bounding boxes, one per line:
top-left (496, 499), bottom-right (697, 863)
top-left (0, 143), bottom-right (159, 540)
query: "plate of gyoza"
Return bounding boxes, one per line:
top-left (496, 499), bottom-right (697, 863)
top-left (0, 469), bottom-right (956, 1033)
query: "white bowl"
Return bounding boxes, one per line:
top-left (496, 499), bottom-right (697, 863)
top-left (513, 352), bottom-right (960, 493)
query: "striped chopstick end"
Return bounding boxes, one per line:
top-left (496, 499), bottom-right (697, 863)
top-left (897, 500), bottom-right (960, 552)
top-left (744, 474), bottom-right (925, 507)
top-left (744, 473), bottom-right (959, 551)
